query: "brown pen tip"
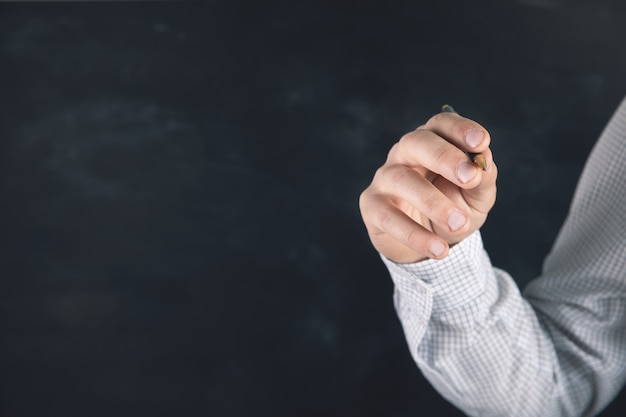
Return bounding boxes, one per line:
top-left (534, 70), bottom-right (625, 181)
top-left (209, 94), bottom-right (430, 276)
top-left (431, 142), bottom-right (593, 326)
top-left (470, 153), bottom-right (487, 171)
top-left (441, 105), bottom-right (487, 171)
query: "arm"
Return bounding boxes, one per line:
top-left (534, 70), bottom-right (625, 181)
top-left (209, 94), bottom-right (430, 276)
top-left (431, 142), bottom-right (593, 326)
top-left (360, 100), bottom-right (626, 416)
top-left (522, 97), bottom-right (626, 415)
top-left (384, 232), bottom-right (560, 416)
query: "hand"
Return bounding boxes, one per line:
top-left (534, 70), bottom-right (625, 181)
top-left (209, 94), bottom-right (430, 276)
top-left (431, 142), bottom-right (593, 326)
top-left (359, 110), bottom-right (497, 263)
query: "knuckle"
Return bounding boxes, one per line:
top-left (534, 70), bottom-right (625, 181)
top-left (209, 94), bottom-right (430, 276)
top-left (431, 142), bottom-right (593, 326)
top-left (404, 228), bottom-right (423, 249)
top-left (491, 162), bottom-right (499, 178)
top-left (359, 191), bottom-right (385, 228)
top-left (425, 112), bottom-right (444, 128)
top-left (452, 118), bottom-right (472, 136)
top-left (398, 128), bottom-right (426, 151)
top-left (359, 189), bottom-right (380, 216)
top-left (376, 207), bottom-right (395, 231)
top-left (385, 164), bottom-right (408, 185)
top-left (376, 165), bottom-right (413, 195)
top-left (386, 142), bottom-right (400, 160)
top-left (420, 193), bottom-right (441, 214)
top-left (432, 142), bottom-right (453, 167)
top-left (372, 166), bottom-right (382, 180)
top-left (358, 189), bottom-right (369, 212)
top-left (373, 165), bottom-right (388, 185)
top-left (396, 133), bottom-right (413, 154)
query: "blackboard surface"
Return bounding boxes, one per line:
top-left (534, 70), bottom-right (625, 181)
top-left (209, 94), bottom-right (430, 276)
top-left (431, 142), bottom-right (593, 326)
top-left (1, 1), bottom-right (626, 416)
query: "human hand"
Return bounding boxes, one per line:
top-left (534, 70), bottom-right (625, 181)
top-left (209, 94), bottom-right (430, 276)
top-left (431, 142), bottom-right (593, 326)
top-left (359, 109), bottom-right (497, 263)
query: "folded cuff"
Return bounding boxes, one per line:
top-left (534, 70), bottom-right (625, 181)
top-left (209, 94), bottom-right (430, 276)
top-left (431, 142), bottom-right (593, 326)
top-left (381, 231), bottom-right (489, 312)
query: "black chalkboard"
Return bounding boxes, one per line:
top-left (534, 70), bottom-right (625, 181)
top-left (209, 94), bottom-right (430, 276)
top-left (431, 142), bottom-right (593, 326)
top-left (1, 1), bottom-right (626, 416)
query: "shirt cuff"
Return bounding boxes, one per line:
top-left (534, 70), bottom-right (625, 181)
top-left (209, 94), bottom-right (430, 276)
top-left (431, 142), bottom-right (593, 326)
top-left (381, 231), bottom-right (489, 313)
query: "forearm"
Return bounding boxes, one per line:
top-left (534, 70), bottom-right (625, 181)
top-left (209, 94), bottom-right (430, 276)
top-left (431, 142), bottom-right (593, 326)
top-left (523, 96), bottom-right (626, 416)
top-left (386, 97), bottom-right (626, 417)
top-left (385, 232), bottom-right (561, 416)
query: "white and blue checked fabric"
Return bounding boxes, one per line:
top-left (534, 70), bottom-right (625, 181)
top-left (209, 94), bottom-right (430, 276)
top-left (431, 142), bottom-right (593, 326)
top-left (382, 98), bottom-right (626, 417)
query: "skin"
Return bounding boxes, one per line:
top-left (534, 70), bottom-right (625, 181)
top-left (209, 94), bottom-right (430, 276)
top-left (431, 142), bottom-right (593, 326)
top-left (359, 111), bottom-right (498, 263)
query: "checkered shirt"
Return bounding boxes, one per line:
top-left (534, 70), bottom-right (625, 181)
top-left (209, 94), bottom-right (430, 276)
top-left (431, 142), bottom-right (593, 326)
top-left (382, 98), bottom-right (626, 417)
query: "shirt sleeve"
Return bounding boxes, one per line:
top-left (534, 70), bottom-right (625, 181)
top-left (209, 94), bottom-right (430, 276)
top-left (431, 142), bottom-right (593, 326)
top-left (383, 97), bottom-right (626, 417)
top-left (383, 232), bottom-right (559, 416)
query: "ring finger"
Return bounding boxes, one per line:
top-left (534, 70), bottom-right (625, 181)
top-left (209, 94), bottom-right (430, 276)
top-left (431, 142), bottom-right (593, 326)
top-left (377, 163), bottom-right (469, 234)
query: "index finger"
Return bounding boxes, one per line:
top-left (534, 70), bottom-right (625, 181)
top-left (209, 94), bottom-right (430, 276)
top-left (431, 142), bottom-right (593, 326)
top-left (424, 108), bottom-right (491, 154)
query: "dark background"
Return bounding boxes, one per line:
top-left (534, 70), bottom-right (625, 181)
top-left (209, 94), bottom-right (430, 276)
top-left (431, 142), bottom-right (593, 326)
top-left (1, 1), bottom-right (626, 416)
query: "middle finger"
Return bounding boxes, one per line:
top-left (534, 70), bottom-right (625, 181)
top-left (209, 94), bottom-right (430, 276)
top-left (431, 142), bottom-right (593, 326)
top-left (392, 129), bottom-right (483, 188)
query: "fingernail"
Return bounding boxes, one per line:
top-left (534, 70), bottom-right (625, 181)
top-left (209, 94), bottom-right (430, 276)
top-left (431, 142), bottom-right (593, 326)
top-left (465, 130), bottom-right (484, 149)
top-left (429, 240), bottom-right (446, 257)
top-left (457, 161), bottom-right (478, 183)
top-left (447, 210), bottom-right (467, 232)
